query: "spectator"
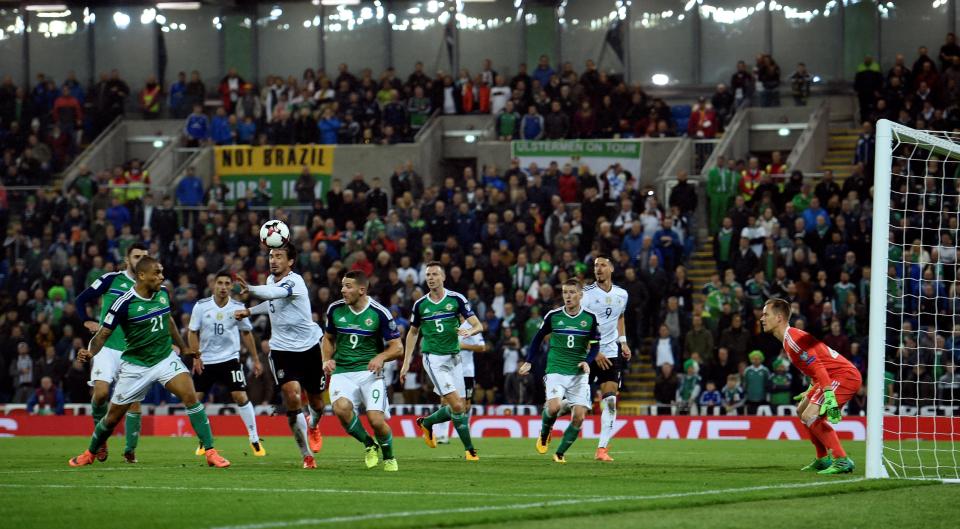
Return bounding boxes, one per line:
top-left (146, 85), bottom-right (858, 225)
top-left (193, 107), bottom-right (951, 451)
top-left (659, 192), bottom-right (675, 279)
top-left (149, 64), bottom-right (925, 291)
top-left (654, 323), bottom-right (679, 371)
top-left (219, 67), bottom-right (245, 113)
top-left (684, 314), bottom-right (715, 364)
top-left (543, 101), bottom-right (569, 139)
top-left (183, 104), bottom-right (210, 146)
top-left (854, 56), bottom-right (883, 122)
top-left (768, 357), bottom-right (793, 408)
top-left (790, 62), bottom-right (812, 106)
top-left (742, 350), bottom-right (770, 414)
top-left (139, 75), bottom-right (162, 119)
top-left (676, 359), bottom-right (702, 413)
top-left (26, 375), bottom-right (64, 415)
top-left (721, 374), bottom-right (745, 415)
top-left (654, 362), bottom-right (679, 408)
top-left (520, 105), bottom-right (544, 140)
top-left (11, 342), bottom-right (33, 403)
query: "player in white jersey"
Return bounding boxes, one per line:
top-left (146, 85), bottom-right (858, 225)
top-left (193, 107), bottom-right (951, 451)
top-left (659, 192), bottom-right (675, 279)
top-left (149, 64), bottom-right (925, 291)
top-left (234, 245), bottom-right (326, 469)
top-left (189, 271), bottom-right (265, 457)
top-left (580, 255), bottom-right (631, 462)
top-left (433, 320), bottom-right (486, 443)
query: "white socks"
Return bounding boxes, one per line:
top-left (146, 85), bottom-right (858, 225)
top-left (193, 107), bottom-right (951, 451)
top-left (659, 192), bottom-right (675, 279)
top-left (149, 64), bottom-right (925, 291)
top-left (237, 402), bottom-right (260, 444)
top-left (287, 410), bottom-right (311, 457)
top-left (598, 395), bottom-right (617, 449)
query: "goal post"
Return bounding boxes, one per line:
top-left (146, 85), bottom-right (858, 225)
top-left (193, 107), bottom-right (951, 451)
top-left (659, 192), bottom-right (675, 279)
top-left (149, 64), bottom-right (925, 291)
top-left (867, 119), bottom-right (960, 480)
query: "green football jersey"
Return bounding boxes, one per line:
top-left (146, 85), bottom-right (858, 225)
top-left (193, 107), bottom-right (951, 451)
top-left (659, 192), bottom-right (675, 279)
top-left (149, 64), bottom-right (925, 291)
top-left (88, 271), bottom-right (136, 350)
top-left (530, 307), bottom-right (601, 375)
top-left (325, 299), bottom-right (400, 374)
top-left (103, 287), bottom-right (174, 367)
top-left (411, 289), bottom-right (474, 355)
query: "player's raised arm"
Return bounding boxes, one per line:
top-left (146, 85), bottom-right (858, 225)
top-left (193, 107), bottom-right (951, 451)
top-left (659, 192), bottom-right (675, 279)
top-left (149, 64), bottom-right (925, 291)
top-left (247, 279), bottom-right (296, 300)
top-left (75, 272), bottom-right (115, 328)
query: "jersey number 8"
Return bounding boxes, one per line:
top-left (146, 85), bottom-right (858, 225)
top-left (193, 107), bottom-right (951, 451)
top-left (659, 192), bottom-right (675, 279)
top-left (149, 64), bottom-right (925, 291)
top-left (567, 335), bottom-right (576, 348)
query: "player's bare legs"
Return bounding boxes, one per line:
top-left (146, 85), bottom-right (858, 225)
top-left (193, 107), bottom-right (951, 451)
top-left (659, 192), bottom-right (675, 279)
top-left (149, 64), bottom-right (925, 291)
top-left (281, 380), bottom-right (314, 467)
top-left (165, 372), bottom-right (229, 467)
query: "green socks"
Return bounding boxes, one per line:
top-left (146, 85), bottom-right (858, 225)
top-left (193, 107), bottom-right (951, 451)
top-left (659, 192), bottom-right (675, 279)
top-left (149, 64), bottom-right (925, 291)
top-left (377, 433), bottom-right (395, 459)
top-left (451, 412), bottom-right (474, 451)
top-left (186, 403), bottom-right (215, 450)
top-left (124, 412), bottom-right (141, 454)
top-left (556, 424), bottom-right (581, 456)
top-left (345, 415), bottom-right (376, 447)
top-left (540, 408), bottom-right (558, 440)
top-left (91, 398), bottom-right (108, 427)
top-left (422, 405), bottom-right (452, 428)
top-left (88, 419), bottom-right (115, 453)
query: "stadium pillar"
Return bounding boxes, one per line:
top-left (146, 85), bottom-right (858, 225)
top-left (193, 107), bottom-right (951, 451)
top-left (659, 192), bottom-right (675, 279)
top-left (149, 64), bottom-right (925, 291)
top-left (692, 5), bottom-right (701, 84)
top-left (20, 6), bottom-right (29, 89)
top-left (318, 4), bottom-right (326, 73)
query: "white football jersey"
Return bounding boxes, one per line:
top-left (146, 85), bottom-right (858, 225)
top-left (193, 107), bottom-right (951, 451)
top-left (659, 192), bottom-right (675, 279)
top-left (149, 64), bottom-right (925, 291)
top-left (458, 320), bottom-right (485, 378)
top-left (251, 272), bottom-right (323, 352)
top-left (188, 297), bottom-right (253, 365)
top-left (581, 282), bottom-right (628, 357)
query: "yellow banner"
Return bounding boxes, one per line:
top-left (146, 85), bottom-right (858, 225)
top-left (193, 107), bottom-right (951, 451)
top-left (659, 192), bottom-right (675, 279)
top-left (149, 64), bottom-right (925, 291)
top-left (214, 145), bottom-right (335, 176)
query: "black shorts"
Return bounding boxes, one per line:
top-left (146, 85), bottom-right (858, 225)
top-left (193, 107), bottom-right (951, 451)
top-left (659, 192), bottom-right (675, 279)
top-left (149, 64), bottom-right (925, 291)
top-left (464, 376), bottom-right (475, 399)
top-left (269, 344), bottom-right (326, 394)
top-left (193, 358), bottom-right (247, 394)
top-left (589, 354), bottom-right (625, 388)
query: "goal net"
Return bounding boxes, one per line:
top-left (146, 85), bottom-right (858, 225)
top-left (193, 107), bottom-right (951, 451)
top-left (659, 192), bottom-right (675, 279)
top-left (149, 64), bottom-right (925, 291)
top-left (868, 119), bottom-right (960, 480)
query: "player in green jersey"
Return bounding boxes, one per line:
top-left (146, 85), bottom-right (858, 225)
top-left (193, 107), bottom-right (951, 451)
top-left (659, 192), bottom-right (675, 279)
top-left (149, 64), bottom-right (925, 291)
top-left (74, 243), bottom-right (149, 463)
top-left (322, 271), bottom-right (403, 472)
top-left (401, 261), bottom-right (483, 461)
top-left (68, 257), bottom-right (230, 468)
top-left (519, 279), bottom-right (600, 464)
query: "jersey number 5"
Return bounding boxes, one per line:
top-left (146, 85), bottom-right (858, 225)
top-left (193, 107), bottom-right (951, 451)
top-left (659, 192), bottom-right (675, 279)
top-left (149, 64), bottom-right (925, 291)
top-left (435, 320), bottom-right (444, 333)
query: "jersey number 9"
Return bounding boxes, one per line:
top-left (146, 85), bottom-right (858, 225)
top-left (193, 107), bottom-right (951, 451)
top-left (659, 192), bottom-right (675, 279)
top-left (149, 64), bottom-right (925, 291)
top-left (349, 334), bottom-right (359, 348)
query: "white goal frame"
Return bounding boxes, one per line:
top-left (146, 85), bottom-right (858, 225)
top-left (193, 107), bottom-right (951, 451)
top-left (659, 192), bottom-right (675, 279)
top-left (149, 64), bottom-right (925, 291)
top-left (868, 119), bottom-right (960, 480)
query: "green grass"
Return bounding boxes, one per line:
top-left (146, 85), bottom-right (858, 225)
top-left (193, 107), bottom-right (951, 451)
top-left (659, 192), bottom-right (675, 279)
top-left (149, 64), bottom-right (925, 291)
top-left (0, 437), bottom-right (957, 529)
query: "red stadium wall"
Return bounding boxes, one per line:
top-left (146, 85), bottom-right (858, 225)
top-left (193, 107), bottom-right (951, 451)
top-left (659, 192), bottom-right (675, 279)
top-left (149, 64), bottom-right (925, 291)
top-left (1, 415), bottom-right (957, 440)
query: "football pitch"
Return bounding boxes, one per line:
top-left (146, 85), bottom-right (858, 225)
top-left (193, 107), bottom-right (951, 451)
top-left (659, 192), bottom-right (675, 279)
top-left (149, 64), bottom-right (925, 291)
top-left (1, 437), bottom-right (957, 529)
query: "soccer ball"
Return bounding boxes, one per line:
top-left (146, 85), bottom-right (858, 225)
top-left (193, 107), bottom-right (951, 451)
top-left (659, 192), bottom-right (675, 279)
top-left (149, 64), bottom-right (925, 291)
top-left (259, 220), bottom-right (290, 248)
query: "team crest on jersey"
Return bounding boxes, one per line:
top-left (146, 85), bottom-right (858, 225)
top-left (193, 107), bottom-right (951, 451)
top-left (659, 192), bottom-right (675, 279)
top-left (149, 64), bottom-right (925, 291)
top-left (799, 351), bottom-right (809, 362)
top-left (580, 320), bottom-right (588, 327)
top-left (445, 304), bottom-right (453, 311)
top-left (605, 297), bottom-right (612, 304)
top-left (216, 313), bottom-right (224, 321)
top-left (277, 369), bottom-right (285, 378)
top-left (365, 318), bottom-right (373, 326)
top-left (160, 297), bottom-right (168, 305)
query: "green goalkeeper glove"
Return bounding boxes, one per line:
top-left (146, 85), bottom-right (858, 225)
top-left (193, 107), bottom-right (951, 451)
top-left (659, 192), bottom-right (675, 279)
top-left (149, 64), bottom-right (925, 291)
top-left (793, 385), bottom-right (814, 402)
top-left (819, 390), bottom-right (841, 424)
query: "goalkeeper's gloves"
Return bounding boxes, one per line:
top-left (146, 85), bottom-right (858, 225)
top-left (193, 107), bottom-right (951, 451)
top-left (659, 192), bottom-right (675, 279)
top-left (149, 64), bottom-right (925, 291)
top-left (819, 389), bottom-right (842, 424)
top-left (793, 385), bottom-right (814, 402)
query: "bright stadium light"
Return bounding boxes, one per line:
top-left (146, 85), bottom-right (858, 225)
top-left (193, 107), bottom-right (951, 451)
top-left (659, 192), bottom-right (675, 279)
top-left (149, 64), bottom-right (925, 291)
top-left (25, 4), bottom-right (68, 11)
top-left (113, 11), bottom-right (131, 29)
top-left (156, 2), bottom-right (201, 10)
top-left (651, 73), bottom-right (670, 86)
top-left (778, 127), bottom-right (790, 136)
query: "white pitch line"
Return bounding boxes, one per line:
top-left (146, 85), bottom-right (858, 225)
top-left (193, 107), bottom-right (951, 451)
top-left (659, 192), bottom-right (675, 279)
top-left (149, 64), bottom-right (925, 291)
top-left (0, 482), bottom-right (590, 500)
top-left (207, 479), bottom-right (868, 529)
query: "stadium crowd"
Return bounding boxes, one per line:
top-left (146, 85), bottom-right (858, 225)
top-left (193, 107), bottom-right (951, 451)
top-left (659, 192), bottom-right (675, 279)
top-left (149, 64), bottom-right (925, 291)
top-left (3, 44), bottom-right (960, 416)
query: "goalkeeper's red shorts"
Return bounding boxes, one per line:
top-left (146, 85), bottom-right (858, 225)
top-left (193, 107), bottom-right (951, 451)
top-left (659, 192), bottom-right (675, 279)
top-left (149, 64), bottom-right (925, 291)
top-left (808, 370), bottom-right (862, 406)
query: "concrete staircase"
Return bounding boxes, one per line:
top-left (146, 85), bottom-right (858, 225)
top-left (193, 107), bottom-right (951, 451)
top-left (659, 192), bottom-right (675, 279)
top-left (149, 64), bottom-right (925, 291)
top-left (817, 126), bottom-right (859, 179)
top-left (618, 238), bottom-right (715, 414)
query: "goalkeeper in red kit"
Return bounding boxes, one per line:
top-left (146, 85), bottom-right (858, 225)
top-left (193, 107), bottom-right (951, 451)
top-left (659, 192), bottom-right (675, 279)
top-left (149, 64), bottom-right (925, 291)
top-left (761, 299), bottom-right (861, 474)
